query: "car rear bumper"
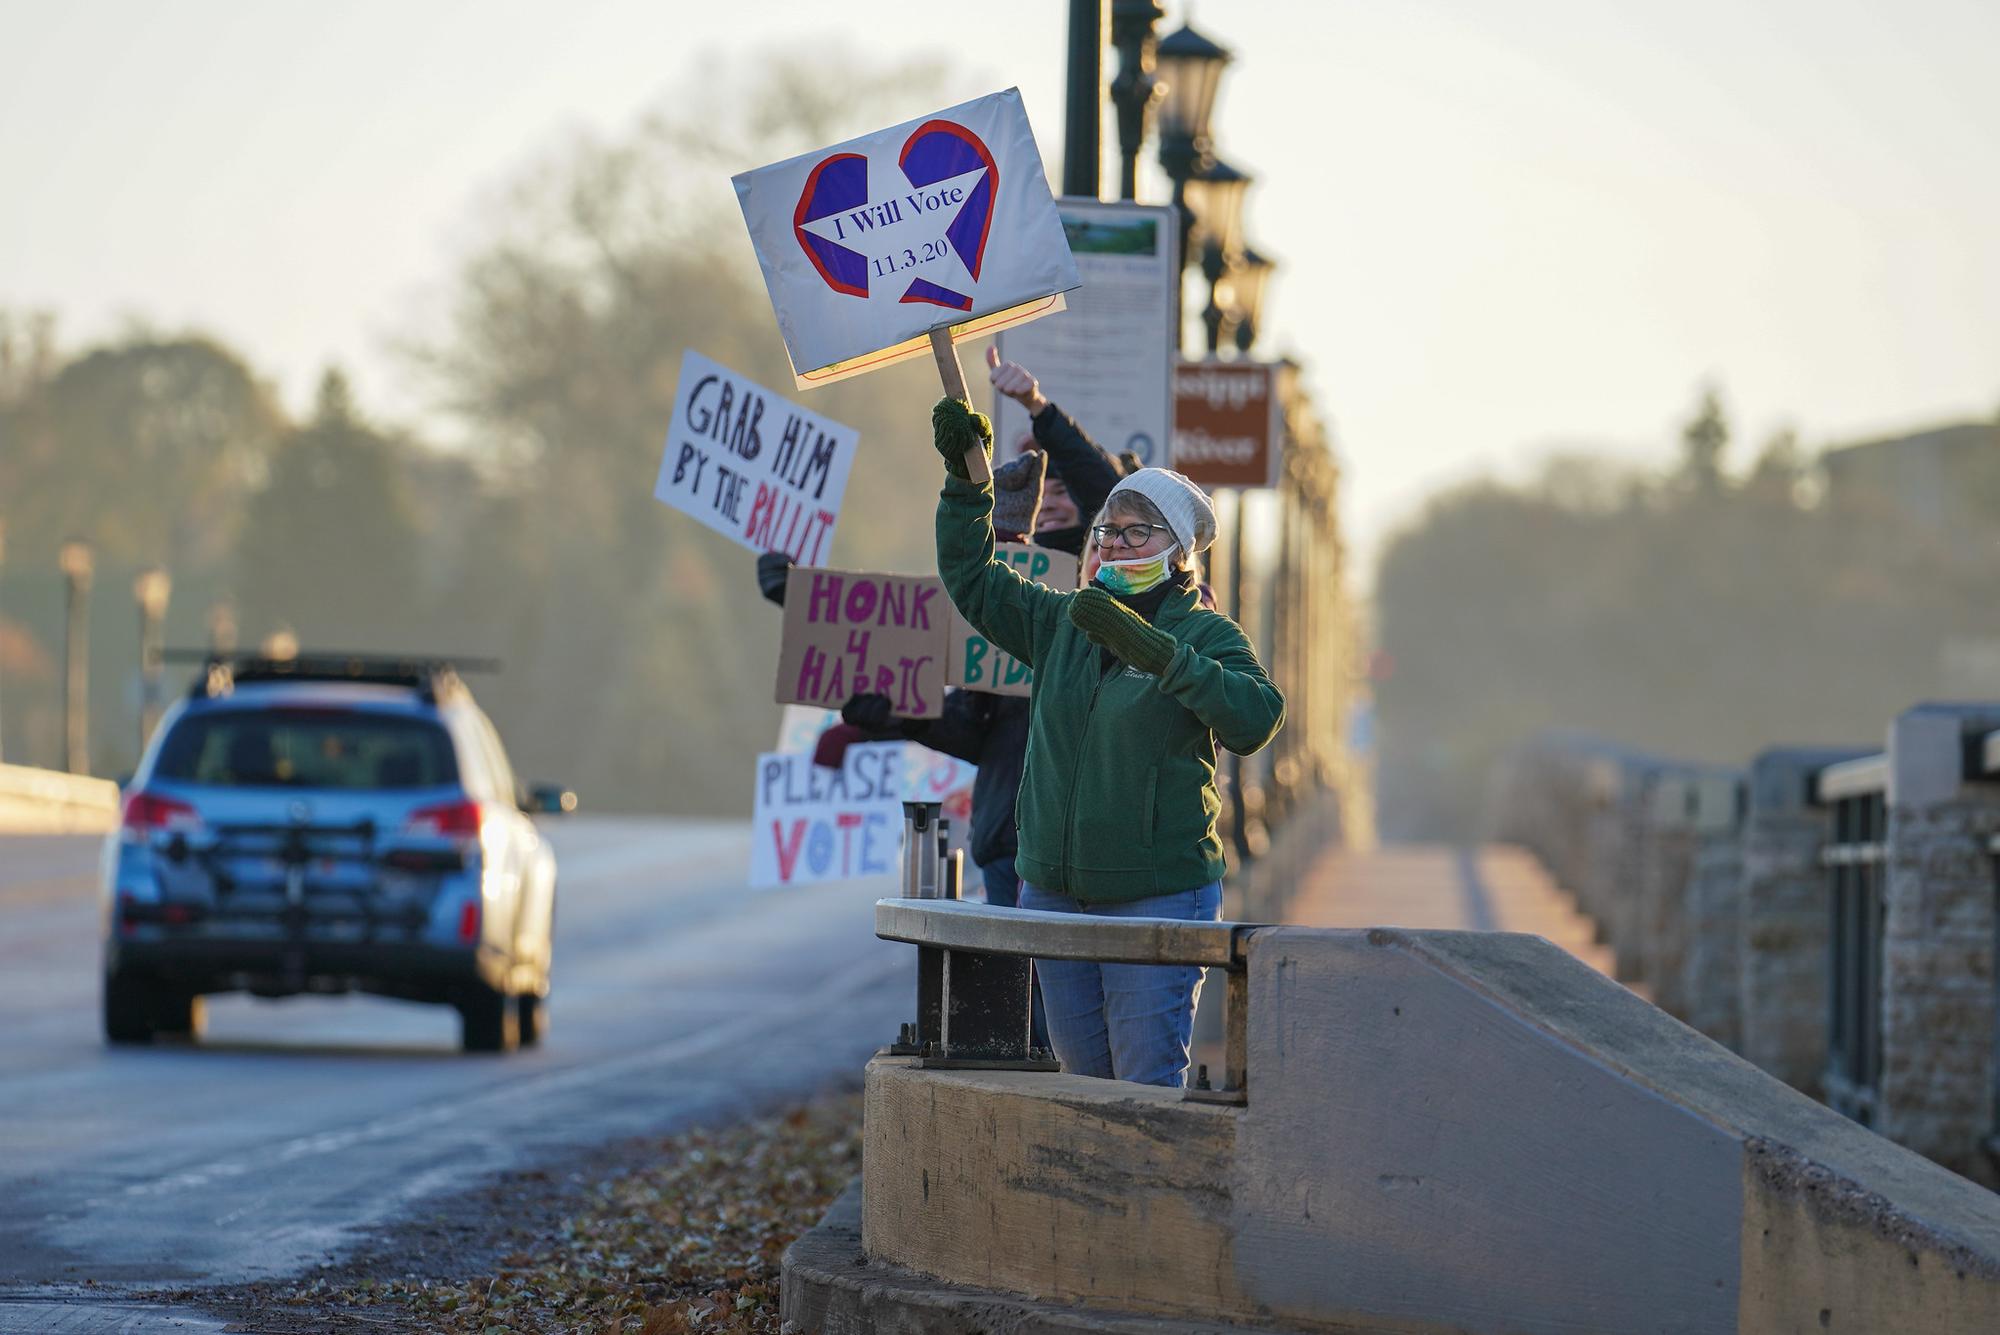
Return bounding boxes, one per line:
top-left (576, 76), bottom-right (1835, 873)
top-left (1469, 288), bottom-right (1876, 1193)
top-left (108, 934), bottom-right (499, 1002)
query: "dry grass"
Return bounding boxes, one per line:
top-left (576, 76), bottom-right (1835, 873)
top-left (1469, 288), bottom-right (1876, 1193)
top-left (258, 1093), bottom-right (861, 1334)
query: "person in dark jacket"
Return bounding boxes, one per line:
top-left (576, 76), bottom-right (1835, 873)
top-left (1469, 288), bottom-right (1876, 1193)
top-left (932, 395), bottom-right (1284, 1088)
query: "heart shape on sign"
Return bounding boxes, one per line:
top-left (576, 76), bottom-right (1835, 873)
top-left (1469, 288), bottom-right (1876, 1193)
top-left (792, 119), bottom-right (998, 313)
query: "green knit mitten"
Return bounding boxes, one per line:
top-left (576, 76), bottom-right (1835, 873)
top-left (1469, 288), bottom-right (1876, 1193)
top-left (932, 396), bottom-right (993, 481)
top-left (1068, 587), bottom-right (1177, 675)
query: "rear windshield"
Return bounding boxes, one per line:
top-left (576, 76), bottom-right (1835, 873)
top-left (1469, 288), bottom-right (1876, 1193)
top-left (154, 709), bottom-right (459, 790)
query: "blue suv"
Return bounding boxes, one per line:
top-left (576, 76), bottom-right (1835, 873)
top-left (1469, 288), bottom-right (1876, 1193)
top-left (102, 655), bottom-right (570, 1053)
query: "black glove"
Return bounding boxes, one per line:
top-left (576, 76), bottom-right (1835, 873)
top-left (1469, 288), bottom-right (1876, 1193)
top-left (841, 693), bottom-right (899, 732)
top-left (756, 551), bottom-right (793, 607)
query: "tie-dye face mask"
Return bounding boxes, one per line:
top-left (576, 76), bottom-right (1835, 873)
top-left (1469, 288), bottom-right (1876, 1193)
top-left (1095, 548), bottom-right (1177, 596)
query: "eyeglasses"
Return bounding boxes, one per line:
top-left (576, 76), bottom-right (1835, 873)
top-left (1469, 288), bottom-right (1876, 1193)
top-left (1090, 522), bottom-right (1164, 548)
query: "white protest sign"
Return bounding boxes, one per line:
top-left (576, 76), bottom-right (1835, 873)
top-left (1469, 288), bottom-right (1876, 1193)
top-left (733, 88), bottom-right (1082, 389)
top-left (749, 742), bottom-right (907, 888)
top-left (994, 199), bottom-right (1178, 466)
top-left (775, 704), bottom-right (839, 755)
top-left (652, 350), bottom-right (858, 564)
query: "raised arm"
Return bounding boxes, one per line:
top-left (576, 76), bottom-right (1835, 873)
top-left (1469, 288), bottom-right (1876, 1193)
top-left (1030, 403), bottom-right (1124, 519)
top-left (934, 397), bottom-right (1066, 665)
top-left (986, 347), bottom-right (1124, 518)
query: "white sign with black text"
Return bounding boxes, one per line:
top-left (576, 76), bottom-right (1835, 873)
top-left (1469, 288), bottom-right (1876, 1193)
top-left (652, 350), bottom-right (858, 565)
top-left (993, 198), bottom-right (1177, 465)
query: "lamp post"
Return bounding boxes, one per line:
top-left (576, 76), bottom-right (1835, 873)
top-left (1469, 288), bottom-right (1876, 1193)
top-left (1191, 156), bottom-right (1251, 354)
top-left (59, 538), bottom-right (94, 776)
top-left (1154, 22), bottom-right (1231, 350)
top-left (133, 567), bottom-right (171, 755)
top-left (1109, 0), bottom-right (1165, 201)
top-left (1231, 248), bottom-right (1276, 354)
top-left (206, 601), bottom-right (238, 656)
top-left (1063, 0), bottom-right (1104, 198)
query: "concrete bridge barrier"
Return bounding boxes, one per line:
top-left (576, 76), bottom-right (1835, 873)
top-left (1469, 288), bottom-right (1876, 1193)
top-left (791, 915), bottom-right (2000, 1333)
top-left (0, 762), bottom-right (119, 833)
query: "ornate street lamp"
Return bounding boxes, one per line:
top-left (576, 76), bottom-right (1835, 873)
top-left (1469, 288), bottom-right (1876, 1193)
top-left (58, 538), bottom-right (94, 775)
top-left (1155, 23), bottom-right (1232, 152)
top-left (1109, 0), bottom-right (1166, 201)
top-left (1189, 157), bottom-right (1251, 354)
top-left (1155, 22), bottom-right (1232, 348)
top-left (133, 566), bottom-right (171, 754)
top-left (1231, 247), bottom-right (1277, 354)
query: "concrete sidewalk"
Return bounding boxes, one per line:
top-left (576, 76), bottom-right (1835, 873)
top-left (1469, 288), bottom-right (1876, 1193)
top-left (1281, 843), bottom-right (1624, 986)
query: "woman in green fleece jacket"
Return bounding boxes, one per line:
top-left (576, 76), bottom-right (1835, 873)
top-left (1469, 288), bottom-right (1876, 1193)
top-left (932, 397), bottom-right (1284, 1087)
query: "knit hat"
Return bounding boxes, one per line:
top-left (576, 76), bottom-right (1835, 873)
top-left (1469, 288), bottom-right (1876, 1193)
top-left (991, 449), bottom-right (1047, 540)
top-left (1103, 467), bottom-right (1217, 555)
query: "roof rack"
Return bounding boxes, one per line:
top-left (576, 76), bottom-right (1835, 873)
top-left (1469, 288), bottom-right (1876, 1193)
top-left (163, 650), bottom-right (500, 704)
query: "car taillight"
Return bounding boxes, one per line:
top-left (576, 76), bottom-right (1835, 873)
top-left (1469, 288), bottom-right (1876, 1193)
top-left (122, 791), bottom-right (201, 834)
top-left (406, 798), bottom-right (482, 839)
top-left (458, 900), bottom-right (481, 943)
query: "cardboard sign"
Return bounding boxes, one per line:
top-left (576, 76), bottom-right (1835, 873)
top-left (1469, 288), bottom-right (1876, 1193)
top-left (994, 199), bottom-right (1178, 466)
top-left (946, 543), bottom-right (1078, 696)
top-left (749, 743), bottom-right (907, 887)
top-left (733, 88), bottom-right (1082, 389)
top-left (652, 351), bottom-right (857, 563)
top-left (775, 567), bottom-right (948, 718)
top-left (1172, 360), bottom-right (1284, 488)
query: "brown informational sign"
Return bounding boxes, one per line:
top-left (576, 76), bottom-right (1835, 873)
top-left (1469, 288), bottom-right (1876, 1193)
top-left (1171, 360), bottom-right (1283, 488)
top-left (776, 567), bottom-right (949, 719)
top-left (946, 543), bottom-right (1079, 696)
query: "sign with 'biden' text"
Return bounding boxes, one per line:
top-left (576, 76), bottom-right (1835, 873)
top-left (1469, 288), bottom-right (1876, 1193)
top-left (945, 542), bottom-right (1077, 696)
top-left (733, 88), bottom-right (1081, 388)
top-left (775, 567), bottom-right (948, 719)
top-left (652, 351), bottom-right (857, 563)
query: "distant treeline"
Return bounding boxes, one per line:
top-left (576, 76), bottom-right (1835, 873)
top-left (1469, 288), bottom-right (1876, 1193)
top-left (0, 51), bottom-right (980, 813)
top-left (1374, 391), bottom-right (2000, 840)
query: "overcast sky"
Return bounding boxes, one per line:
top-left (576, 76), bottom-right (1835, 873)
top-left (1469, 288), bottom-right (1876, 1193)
top-left (4, 0), bottom-right (1996, 569)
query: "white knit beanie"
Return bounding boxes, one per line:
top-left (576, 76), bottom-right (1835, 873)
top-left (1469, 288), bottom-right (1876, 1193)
top-left (1104, 467), bottom-right (1218, 555)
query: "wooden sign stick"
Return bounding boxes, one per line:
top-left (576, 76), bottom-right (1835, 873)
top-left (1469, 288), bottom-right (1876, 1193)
top-left (929, 326), bottom-right (992, 484)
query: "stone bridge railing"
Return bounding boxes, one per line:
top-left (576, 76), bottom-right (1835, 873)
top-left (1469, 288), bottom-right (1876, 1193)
top-left (1487, 704), bottom-right (2000, 1187)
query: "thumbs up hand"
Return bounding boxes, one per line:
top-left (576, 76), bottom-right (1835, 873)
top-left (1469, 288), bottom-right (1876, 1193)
top-left (986, 345), bottom-right (1048, 415)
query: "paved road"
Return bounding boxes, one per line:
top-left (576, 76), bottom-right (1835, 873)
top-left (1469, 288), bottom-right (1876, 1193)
top-left (0, 818), bottom-right (906, 1314)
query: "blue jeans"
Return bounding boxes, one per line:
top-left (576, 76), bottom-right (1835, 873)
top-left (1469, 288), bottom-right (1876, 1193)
top-left (1019, 881), bottom-right (1222, 1087)
top-left (979, 857), bottom-right (1021, 907)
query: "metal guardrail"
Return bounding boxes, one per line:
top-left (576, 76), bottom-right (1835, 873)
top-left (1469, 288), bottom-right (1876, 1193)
top-left (879, 800), bottom-right (1256, 1102)
top-left (1814, 761), bottom-right (1888, 1128)
top-left (876, 889), bottom-right (1258, 1105)
top-left (876, 898), bottom-right (1247, 968)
